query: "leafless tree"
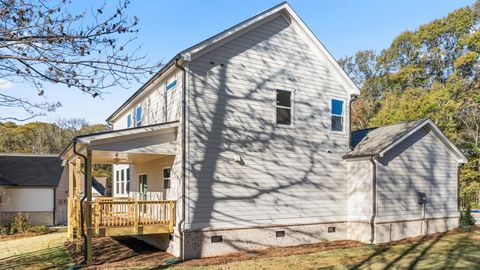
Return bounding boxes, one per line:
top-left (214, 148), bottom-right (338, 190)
top-left (0, 0), bottom-right (158, 120)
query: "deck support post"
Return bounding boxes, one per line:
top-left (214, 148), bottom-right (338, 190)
top-left (85, 149), bottom-right (93, 265)
top-left (169, 201), bottom-right (174, 231)
top-left (67, 161), bottom-right (74, 240)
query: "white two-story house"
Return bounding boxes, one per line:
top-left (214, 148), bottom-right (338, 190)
top-left (61, 2), bottom-right (467, 260)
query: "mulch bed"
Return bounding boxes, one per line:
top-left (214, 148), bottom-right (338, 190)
top-left (65, 236), bottom-right (176, 269)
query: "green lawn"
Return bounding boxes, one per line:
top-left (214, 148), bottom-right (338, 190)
top-left (0, 229), bottom-right (478, 269)
top-left (0, 231), bottom-right (73, 270)
top-left (175, 229), bottom-right (480, 270)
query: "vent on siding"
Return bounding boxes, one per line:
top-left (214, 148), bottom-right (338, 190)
top-left (211, 236), bottom-right (223, 243)
top-left (276, 231), bottom-right (285, 238)
top-left (328, 227), bottom-right (336, 233)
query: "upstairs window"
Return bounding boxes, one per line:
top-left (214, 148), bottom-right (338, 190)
top-left (331, 99), bottom-right (345, 132)
top-left (135, 106), bottom-right (142, 127)
top-left (166, 78), bottom-right (177, 91)
top-left (127, 114), bottom-right (132, 128)
top-left (163, 168), bottom-right (171, 189)
top-left (276, 89), bottom-right (292, 125)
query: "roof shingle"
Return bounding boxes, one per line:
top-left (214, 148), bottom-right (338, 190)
top-left (0, 154), bottom-right (63, 187)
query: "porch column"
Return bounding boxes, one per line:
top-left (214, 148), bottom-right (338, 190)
top-left (85, 149), bottom-right (93, 265)
top-left (75, 158), bottom-right (82, 239)
top-left (67, 161), bottom-right (74, 240)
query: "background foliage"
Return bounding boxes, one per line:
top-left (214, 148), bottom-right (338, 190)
top-left (339, 1), bottom-right (480, 205)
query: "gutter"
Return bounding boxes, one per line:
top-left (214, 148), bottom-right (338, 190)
top-left (348, 95), bottom-right (358, 150)
top-left (72, 139), bottom-right (89, 264)
top-left (174, 54), bottom-right (187, 260)
top-left (369, 155), bottom-right (378, 244)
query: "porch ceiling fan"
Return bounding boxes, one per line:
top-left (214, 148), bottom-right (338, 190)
top-left (113, 153), bottom-right (131, 165)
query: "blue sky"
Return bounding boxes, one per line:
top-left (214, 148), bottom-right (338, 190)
top-left (0, 0), bottom-right (474, 124)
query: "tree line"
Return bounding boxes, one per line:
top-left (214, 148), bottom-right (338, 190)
top-left (340, 1), bottom-right (480, 203)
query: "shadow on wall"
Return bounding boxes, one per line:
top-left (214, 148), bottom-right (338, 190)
top-left (186, 15), bottom-right (349, 257)
top-left (376, 126), bottom-right (459, 241)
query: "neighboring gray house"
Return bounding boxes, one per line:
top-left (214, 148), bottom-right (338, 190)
top-left (0, 154), bottom-right (68, 226)
top-left (61, 2), bottom-right (467, 260)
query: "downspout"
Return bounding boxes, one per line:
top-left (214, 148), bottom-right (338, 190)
top-left (174, 55), bottom-right (187, 260)
top-left (72, 139), bottom-right (89, 264)
top-left (349, 95), bottom-right (358, 150)
top-left (53, 187), bottom-right (56, 226)
top-left (369, 156), bottom-right (377, 244)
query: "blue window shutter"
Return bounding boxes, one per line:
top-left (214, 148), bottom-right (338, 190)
top-left (127, 114), bottom-right (131, 128)
top-left (136, 106), bottom-right (142, 125)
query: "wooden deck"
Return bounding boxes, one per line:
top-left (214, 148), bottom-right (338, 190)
top-left (69, 197), bottom-right (176, 238)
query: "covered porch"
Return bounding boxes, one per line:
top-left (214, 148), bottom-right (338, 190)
top-left (61, 121), bottom-right (180, 264)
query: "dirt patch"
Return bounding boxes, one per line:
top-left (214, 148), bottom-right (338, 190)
top-left (65, 236), bottom-right (176, 269)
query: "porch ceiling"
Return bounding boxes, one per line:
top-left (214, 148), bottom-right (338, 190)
top-left (60, 121), bottom-right (179, 164)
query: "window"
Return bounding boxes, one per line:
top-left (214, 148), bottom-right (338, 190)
top-left (115, 170), bottom-right (119, 194)
top-left (135, 106), bottom-right (142, 127)
top-left (276, 89), bottom-right (292, 125)
top-left (126, 168), bottom-right (130, 193)
top-left (331, 99), bottom-right (345, 132)
top-left (163, 168), bottom-right (171, 189)
top-left (166, 79), bottom-right (177, 91)
top-left (127, 114), bottom-right (132, 128)
top-left (120, 169), bottom-right (125, 194)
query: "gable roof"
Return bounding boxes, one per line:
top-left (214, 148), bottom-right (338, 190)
top-left (345, 118), bottom-right (467, 163)
top-left (0, 154), bottom-right (64, 187)
top-left (106, 2), bottom-right (360, 123)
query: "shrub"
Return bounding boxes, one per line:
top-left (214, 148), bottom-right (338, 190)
top-left (0, 226), bottom-right (10, 235)
top-left (460, 207), bottom-right (476, 230)
top-left (10, 212), bottom-right (29, 234)
top-left (27, 225), bottom-right (48, 233)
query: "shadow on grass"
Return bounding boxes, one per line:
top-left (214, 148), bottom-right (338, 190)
top-left (0, 245), bottom-right (71, 270)
top-left (349, 229), bottom-right (480, 270)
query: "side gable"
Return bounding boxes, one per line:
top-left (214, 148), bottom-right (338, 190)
top-left (181, 2), bottom-right (360, 96)
top-left (345, 119), bottom-right (467, 164)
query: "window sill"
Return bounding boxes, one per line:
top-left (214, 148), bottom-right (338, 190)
top-left (274, 123), bottom-right (296, 130)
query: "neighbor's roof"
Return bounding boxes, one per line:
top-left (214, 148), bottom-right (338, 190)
top-left (0, 154), bottom-right (63, 187)
top-left (345, 118), bottom-right (467, 163)
top-left (106, 1), bottom-right (360, 122)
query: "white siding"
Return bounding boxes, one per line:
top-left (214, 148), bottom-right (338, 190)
top-left (111, 71), bottom-right (183, 130)
top-left (186, 15), bottom-right (351, 229)
top-left (0, 188), bottom-right (53, 212)
top-left (376, 128), bottom-right (459, 219)
top-left (347, 160), bottom-right (373, 221)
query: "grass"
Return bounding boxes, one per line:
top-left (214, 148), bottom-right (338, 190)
top-left (0, 231), bottom-right (73, 270)
top-left (173, 229), bottom-right (480, 270)
top-left (0, 228), bottom-right (478, 269)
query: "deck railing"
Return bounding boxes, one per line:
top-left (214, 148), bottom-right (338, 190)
top-left (71, 198), bottom-right (176, 237)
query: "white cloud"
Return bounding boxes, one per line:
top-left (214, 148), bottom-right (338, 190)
top-left (0, 79), bottom-right (14, 89)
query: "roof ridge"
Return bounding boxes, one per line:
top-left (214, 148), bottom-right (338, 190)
top-left (352, 118), bottom-right (429, 133)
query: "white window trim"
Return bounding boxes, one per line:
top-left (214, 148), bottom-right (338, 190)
top-left (273, 88), bottom-right (295, 128)
top-left (163, 167), bottom-right (171, 190)
top-left (329, 97), bottom-right (347, 134)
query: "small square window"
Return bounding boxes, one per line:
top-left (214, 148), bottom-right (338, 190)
top-left (276, 90), bottom-right (292, 125)
top-left (328, 227), bottom-right (336, 233)
top-left (276, 231), bottom-right (285, 238)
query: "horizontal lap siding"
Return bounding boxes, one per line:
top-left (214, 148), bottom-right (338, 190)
top-left (377, 128), bottom-right (458, 218)
top-left (186, 15), bottom-right (350, 229)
